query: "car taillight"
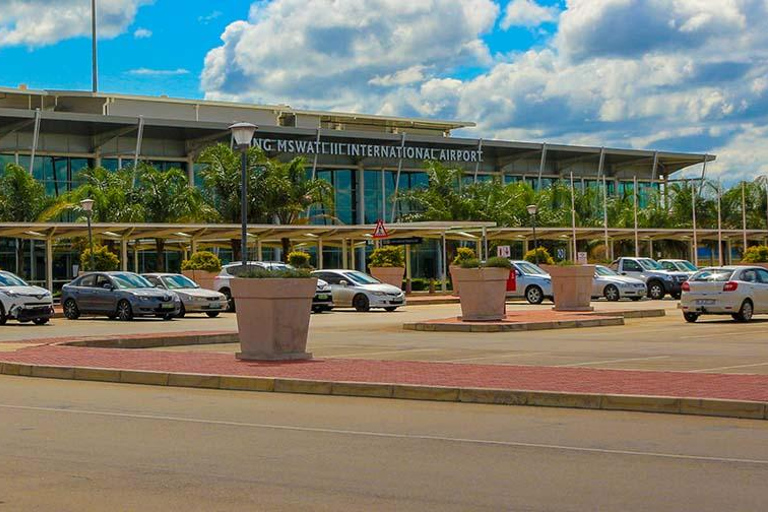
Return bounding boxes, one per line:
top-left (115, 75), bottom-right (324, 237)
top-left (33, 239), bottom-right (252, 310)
top-left (681, 282), bottom-right (690, 292)
top-left (723, 281), bottom-right (738, 292)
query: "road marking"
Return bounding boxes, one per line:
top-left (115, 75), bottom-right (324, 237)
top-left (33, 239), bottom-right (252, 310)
top-left (681, 330), bottom-right (760, 340)
top-left (0, 403), bottom-right (766, 466)
top-left (690, 362), bottom-right (768, 373)
top-left (436, 352), bottom-right (549, 363)
top-left (558, 355), bottom-right (670, 367)
top-left (323, 348), bottom-right (439, 358)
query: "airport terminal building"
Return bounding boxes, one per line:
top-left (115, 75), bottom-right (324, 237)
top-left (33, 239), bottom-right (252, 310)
top-left (0, 87), bottom-right (715, 287)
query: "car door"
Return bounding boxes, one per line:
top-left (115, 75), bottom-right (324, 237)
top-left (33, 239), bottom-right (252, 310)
top-left (621, 259), bottom-right (643, 279)
top-left (510, 264), bottom-right (528, 298)
top-left (91, 274), bottom-right (117, 313)
top-left (754, 269), bottom-right (768, 313)
top-left (74, 274), bottom-right (97, 311)
top-left (316, 272), bottom-right (351, 307)
top-left (592, 271), bottom-right (604, 297)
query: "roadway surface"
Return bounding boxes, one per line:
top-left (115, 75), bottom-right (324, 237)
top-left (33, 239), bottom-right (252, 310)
top-left (3, 299), bottom-right (768, 374)
top-left (1, 375), bottom-right (766, 511)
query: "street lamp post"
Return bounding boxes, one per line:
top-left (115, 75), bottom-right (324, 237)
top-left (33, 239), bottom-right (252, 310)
top-left (229, 122), bottom-right (258, 267)
top-left (527, 204), bottom-right (539, 264)
top-left (80, 199), bottom-right (95, 271)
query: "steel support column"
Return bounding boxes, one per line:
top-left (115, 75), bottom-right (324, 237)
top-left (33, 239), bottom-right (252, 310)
top-left (28, 109), bottom-right (41, 174)
top-left (121, 238), bottom-right (128, 271)
top-left (45, 237), bottom-right (53, 292)
top-left (390, 133), bottom-right (406, 223)
top-left (536, 143), bottom-right (547, 191)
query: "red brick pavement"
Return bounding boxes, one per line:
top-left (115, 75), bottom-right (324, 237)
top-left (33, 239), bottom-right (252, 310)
top-left (2, 342), bottom-right (768, 402)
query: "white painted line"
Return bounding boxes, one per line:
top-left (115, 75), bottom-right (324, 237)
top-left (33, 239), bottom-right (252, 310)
top-left (436, 352), bottom-right (549, 363)
top-left (558, 355), bottom-right (670, 367)
top-left (0, 403), bottom-right (765, 466)
top-left (326, 348), bottom-right (440, 358)
top-left (690, 362), bottom-right (768, 373)
top-left (681, 330), bottom-right (759, 340)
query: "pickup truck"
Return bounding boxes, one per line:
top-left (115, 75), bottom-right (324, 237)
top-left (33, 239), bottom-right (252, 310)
top-left (609, 257), bottom-right (690, 300)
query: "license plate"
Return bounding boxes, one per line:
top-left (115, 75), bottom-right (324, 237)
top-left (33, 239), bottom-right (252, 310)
top-left (208, 303), bottom-right (221, 309)
top-left (316, 294), bottom-right (330, 300)
top-left (696, 299), bottom-right (715, 305)
top-left (161, 303), bottom-right (174, 309)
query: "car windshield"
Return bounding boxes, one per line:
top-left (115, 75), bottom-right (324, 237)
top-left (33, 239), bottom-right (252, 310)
top-left (595, 266), bottom-right (617, 277)
top-left (676, 261), bottom-right (697, 272)
top-left (0, 272), bottom-right (27, 287)
top-left (516, 262), bottom-right (547, 275)
top-left (162, 275), bottom-right (199, 290)
top-left (639, 259), bottom-right (663, 270)
top-left (343, 271), bottom-right (381, 285)
top-left (691, 269), bottom-right (733, 282)
top-left (111, 273), bottom-right (154, 289)
top-left (227, 263), bottom-right (291, 276)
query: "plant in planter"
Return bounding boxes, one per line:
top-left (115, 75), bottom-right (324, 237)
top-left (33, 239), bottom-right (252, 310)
top-left (742, 245), bottom-right (768, 265)
top-left (450, 247), bottom-right (476, 296)
top-left (368, 245), bottom-right (405, 289)
top-left (451, 256), bottom-right (512, 321)
top-left (231, 266), bottom-right (316, 361)
top-left (181, 251), bottom-right (222, 290)
top-left (524, 247), bottom-right (555, 265)
top-left (80, 245), bottom-right (119, 271)
top-left (287, 250), bottom-right (312, 269)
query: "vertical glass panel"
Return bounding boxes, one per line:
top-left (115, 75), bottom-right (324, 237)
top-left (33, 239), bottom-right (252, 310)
top-left (364, 169), bottom-right (383, 223)
top-left (101, 158), bottom-right (119, 172)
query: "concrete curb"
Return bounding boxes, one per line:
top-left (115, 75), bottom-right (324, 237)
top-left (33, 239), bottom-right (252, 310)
top-left (403, 316), bottom-right (624, 332)
top-left (1, 361), bottom-right (765, 421)
top-left (62, 333), bottom-right (239, 349)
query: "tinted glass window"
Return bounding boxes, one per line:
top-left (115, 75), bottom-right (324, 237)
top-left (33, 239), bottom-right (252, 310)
top-left (79, 274), bottom-right (97, 287)
top-left (162, 275), bottom-right (198, 289)
top-left (756, 269), bottom-right (768, 284)
top-left (111, 273), bottom-right (153, 289)
top-left (692, 269), bottom-right (733, 282)
top-left (0, 272), bottom-right (27, 286)
top-left (595, 266), bottom-right (617, 276)
top-left (145, 276), bottom-right (162, 287)
top-left (316, 272), bottom-right (342, 285)
top-left (516, 262), bottom-right (546, 275)
top-left (639, 259), bottom-right (662, 270)
top-left (741, 270), bottom-right (758, 283)
top-left (344, 271), bottom-right (380, 285)
top-left (623, 260), bottom-right (642, 271)
top-left (661, 262), bottom-right (676, 271)
top-left (95, 275), bottom-right (112, 289)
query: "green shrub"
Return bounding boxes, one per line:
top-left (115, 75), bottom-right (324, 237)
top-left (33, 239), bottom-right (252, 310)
top-left (287, 250), bottom-right (312, 269)
top-left (237, 267), bottom-right (312, 279)
top-left (742, 245), bottom-right (768, 263)
top-left (485, 256), bottom-right (512, 269)
top-left (523, 247), bottom-right (554, 265)
top-left (80, 245), bottom-right (119, 271)
top-left (459, 258), bottom-right (481, 269)
top-left (408, 278), bottom-right (429, 291)
top-left (452, 247), bottom-right (476, 266)
top-left (181, 251), bottom-right (222, 272)
top-left (369, 245), bottom-right (405, 267)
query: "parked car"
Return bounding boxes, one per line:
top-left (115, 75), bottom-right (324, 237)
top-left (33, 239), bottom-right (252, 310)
top-left (214, 261), bottom-right (333, 313)
top-left (0, 270), bottom-right (54, 325)
top-left (592, 265), bottom-right (647, 301)
top-left (680, 266), bottom-right (768, 323)
top-left (506, 260), bottom-right (553, 304)
top-left (143, 273), bottom-right (227, 318)
top-left (61, 272), bottom-right (181, 321)
top-left (610, 257), bottom-right (689, 300)
top-left (311, 269), bottom-right (405, 312)
top-left (659, 259), bottom-right (697, 276)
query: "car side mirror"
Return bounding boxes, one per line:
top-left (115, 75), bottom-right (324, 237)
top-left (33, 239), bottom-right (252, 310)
top-left (102, 283), bottom-right (113, 290)
top-left (515, 270), bottom-right (522, 276)
top-left (339, 280), bottom-right (349, 287)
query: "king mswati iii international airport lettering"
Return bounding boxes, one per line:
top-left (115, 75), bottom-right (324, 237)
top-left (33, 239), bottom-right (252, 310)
top-left (254, 138), bottom-right (483, 163)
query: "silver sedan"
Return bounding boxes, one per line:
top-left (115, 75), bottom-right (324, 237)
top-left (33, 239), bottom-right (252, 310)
top-left (593, 265), bottom-right (647, 301)
top-left (144, 273), bottom-right (227, 318)
top-left (680, 266), bottom-right (768, 323)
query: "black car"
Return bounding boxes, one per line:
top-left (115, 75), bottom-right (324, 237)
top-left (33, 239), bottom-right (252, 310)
top-left (61, 272), bottom-right (181, 321)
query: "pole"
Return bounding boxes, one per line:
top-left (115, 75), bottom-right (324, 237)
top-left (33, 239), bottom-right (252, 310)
top-left (532, 212), bottom-right (538, 265)
top-left (742, 181), bottom-right (748, 251)
top-left (691, 179), bottom-right (698, 267)
top-left (91, 0), bottom-right (98, 93)
top-left (241, 149), bottom-right (248, 266)
top-left (717, 180), bottom-right (722, 266)
top-left (87, 213), bottom-right (94, 270)
top-left (602, 173), bottom-right (609, 260)
top-left (570, 171), bottom-right (577, 262)
top-left (633, 176), bottom-right (639, 257)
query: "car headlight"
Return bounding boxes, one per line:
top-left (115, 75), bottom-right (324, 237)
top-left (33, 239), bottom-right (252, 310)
top-left (139, 296), bottom-right (151, 302)
top-left (372, 291), bottom-right (387, 296)
top-left (0, 290), bottom-right (19, 298)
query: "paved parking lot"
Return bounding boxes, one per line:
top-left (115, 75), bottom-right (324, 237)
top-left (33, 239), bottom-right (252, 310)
top-left (2, 299), bottom-right (768, 374)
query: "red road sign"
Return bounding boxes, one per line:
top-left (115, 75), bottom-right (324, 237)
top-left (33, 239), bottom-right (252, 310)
top-left (372, 219), bottom-right (389, 239)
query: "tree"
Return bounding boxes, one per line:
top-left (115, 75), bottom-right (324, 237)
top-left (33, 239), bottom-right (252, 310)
top-left (136, 164), bottom-right (217, 271)
top-left (0, 163), bottom-right (54, 276)
top-left (398, 161), bottom-right (471, 222)
top-left (196, 143), bottom-right (268, 260)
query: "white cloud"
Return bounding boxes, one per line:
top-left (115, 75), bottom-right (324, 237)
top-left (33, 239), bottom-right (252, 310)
top-left (198, 10), bottom-right (222, 24)
top-left (0, 0), bottom-right (150, 47)
top-left (128, 68), bottom-right (190, 76)
top-left (133, 27), bottom-right (152, 39)
top-left (501, 0), bottom-right (560, 29)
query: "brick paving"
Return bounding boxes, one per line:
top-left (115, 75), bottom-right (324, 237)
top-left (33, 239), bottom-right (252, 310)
top-left (2, 335), bottom-right (768, 402)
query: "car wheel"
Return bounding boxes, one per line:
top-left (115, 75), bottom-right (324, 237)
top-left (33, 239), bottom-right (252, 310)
top-left (604, 285), bottom-right (620, 302)
top-left (63, 299), bottom-right (80, 320)
top-left (683, 312), bottom-right (699, 323)
top-left (353, 293), bottom-right (370, 312)
top-left (222, 288), bottom-right (236, 312)
top-left (734, 300), bottom-right (753, 323)
top-left (647, 281), bottom-right (665, 300)
top-left (206, 311), bottom-right (220, 318)
top-left (177, 303), bottom-right (186, 319)
top-left (525, 285), bottom-right (544, 305)
top-left (384, 307), bottom-right (398, 312)
top-left (117, 300), bottom-right (133, 321)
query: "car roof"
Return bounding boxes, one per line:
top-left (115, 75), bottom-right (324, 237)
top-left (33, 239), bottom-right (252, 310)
top-left (142, 273), bottom-right (181, 277)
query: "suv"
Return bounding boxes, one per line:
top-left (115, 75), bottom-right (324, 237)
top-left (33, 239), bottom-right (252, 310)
top-left (658, 259), bottom-right (697, 277)
top-left (610, 257), bottom-right (690, 300)
top-left (214, 261), bottom-right (333, 313)
top-left (0, 270), bottom-right (54, 325)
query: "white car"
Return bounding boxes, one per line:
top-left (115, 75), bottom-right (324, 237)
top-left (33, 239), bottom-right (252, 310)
top-left (506, 261), bottom-right (553, 304)
top-left (659, 259), bottom-right (697, 276)
top-left (592, 265), bottom-right (647, 301)
top-left (311, 269), bottom-right (405, 312)
top-left (680, 266), bottom-right (768, 323)
top-left (143, 273), bottom-right (227, 318)
top-left (0, 270), bottom-right (54, 325)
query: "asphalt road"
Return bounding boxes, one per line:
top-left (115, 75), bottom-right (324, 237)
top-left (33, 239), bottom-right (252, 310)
top-left (0, 375), bottom-right (766, 511)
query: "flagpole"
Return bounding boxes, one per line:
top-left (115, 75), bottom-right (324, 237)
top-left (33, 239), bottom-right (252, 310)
top-left (570, 171), bottom-right (577, 262)
top-left (633, 176), bottom-right (639, 257)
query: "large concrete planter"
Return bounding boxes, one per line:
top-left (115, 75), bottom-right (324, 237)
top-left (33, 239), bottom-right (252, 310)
top-left (449, 265), bottom-right (461, 296)
top-left (369, 266), bottom-right (405, 289)
top-left (182, 269), bottom-right (218, 291)
top-left (547, 265), bottom-right (595, 312)
top-left (451, 267), bottom-right (509, 321)
top-left (231, 277), bottom-right (317, 361)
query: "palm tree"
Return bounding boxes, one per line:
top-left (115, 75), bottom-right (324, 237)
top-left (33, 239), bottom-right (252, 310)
top-left (398, 161), bottom-right (473, 222)
top-left (136, 164), bottom-right (218, 271)
top-left (196, 143), bottom-right (268, 260)
top-left (0, 163), bottom-right (54, 276)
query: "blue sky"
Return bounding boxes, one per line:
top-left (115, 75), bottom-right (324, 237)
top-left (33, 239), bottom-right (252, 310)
top-left (1, 0), bottom-right (767, 182)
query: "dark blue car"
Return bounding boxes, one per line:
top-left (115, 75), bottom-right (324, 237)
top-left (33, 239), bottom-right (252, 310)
top-left (61, 272), bottom-right (181, 321)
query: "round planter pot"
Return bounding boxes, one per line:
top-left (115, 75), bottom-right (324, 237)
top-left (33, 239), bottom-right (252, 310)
top-left (451, 266), bottom-right (509, 321)
top-left (231, 277), bottom-right (317, 361)
top-left (182, 269), bottom-right (219, 291)
top-left (369, 266), bottom-right (405, 289)
top-left (546, 265), bottom-right (595, 312)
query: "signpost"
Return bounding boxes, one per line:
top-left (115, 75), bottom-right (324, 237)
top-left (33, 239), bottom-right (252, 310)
top-left (381, 237), bottom-right (423, 246)
top-left (577, 252), bottom-right (588, 265)
top-left (496, 245), bottom-right (511, 258)
top-left (556, 248), bottom-right (566, 260)
top-left (372, 219), bottom-right (388, 239)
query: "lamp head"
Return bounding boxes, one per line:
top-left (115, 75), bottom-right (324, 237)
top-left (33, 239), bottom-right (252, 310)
top-left (80, 198), bottom-right (95, 213)
top-left (229, 122), bottom-right (257, 148)
top-left (526, 204), bottom-right (538, 216)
